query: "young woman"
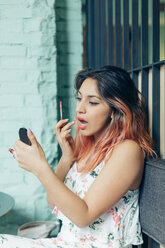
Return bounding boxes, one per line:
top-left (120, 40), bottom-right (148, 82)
top-left (0, 66), bottom-right (156, 248)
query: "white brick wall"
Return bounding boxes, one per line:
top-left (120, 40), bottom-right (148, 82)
top-left (0, 0), bottom-right (83, 235)
top-left (0, 0), bottom-right (57, 233)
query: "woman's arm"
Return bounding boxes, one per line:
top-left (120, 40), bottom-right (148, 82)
top-left (46, 157), bottom-right (73, 208)
top-left (37, 161), bottom-right (89, 227)
top-left (42, 140), bottom-right (144, 228)
top-left (47, 119), bottom-right (75, 207)
top-left (14, 131), bottom-right (144, 228)
top-left (55, 157), bottom-right (73, 182)
top-left (53, 118), bottom-right (75, 181)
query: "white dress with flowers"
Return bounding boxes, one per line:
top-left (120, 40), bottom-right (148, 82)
top-left (0, 159), bottom-right (143, 248)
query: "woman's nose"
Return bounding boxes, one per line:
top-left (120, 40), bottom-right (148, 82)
top-left (76, 101), bottom-right (86, 114)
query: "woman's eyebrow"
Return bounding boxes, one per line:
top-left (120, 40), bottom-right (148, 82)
top-left (88, 95), bottom-right (101, 100)
top-left (78, 91), bottom-right (101, 100)
top-left (77, 90), bottom-right (82, 95)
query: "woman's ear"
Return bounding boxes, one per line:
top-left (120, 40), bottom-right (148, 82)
top-left (110, 109), bottom-right (114, 120)
top-left (107, 114), bottom-right (112, 123)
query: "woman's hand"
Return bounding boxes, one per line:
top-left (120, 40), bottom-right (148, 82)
top-left (14, 129), bottom-right (47, 175)
top-left (54, 119), bottom-right (75, 165)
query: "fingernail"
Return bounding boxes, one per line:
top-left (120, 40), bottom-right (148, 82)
top-left (8, 148), bottom-right (14, 154)
top-left (64, 119), bottom-right (69, 121)
top-left (28, 128), bottom-right (32, 134)
top-left (68, 129), bottom-right (71, 132)
top-left (8, 148), bottom-right (15, 159)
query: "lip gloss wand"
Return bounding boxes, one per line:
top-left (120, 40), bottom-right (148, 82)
top-left (60, 101), bottom-right (63, 120)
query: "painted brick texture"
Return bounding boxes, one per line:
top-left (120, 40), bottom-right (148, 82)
top-left (0, 0), bottom-right (83, 235)
top-left (0, 0), bottom-right (57, 234)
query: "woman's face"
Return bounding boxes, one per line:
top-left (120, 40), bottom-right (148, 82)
top-left (76, 78), bottom-right (111, 143)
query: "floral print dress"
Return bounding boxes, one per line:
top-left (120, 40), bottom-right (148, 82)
top-left (0, 159), bottom-right (143, 248)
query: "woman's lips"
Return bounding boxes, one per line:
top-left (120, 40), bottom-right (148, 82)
top-left (77, 118), bottom-right (88, 130)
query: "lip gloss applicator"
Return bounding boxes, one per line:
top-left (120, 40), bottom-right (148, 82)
top-left (60, 101), bottom-right (63, 120)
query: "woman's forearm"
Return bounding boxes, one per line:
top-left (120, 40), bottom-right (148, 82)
top-left (36, 161), bottom-right (90, 228)
top-left (47, 157), bottom-right (72, 208)
top-left (55, 157), bottom-right (73, 182)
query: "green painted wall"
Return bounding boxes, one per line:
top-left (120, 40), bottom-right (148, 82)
top-left (55, 0), bottom-right (83, 158)
top-left (0, 0), bottom-right (83, 234)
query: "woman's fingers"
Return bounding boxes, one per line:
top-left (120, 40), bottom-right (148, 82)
top-left (27, 129), bottom-right (37, 146)
top-left (61, 129), bottom-right (71, 139)
top-left (54, 120), bottom-right (75, 136)
top-left (54, 120), bottom-right (75, 162)
top-left (61, 121), bottom-right (75, 132)
top-left (54, 120), bottom-right (75, 159)
top-left (54, 119), bottom-right (69, 132)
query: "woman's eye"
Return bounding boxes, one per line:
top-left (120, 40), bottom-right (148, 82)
top-left (89, 102), bottom-right (99, 105)
top-left (76, 97), bottom-right (81, 101)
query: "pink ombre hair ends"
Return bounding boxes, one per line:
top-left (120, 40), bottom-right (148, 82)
top-left (73, 66), bottom-right (157, 173)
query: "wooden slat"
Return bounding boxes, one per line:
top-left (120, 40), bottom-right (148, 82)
top-left (141, 69), bottom-right (149, 121)
top-left (115, 0), bottom-right (121, 66)
top-left (94, 0), bottom-right (101, 67)
top-left (99, 0), bottom-right (106, 66)
top-left (152, 0), bottom-right (160, 63)
top-left (131, 0), bottom-right (139, 68)
top-left (142, 233), bottom-right (149, 248)
top-left (141, 0), bottom-right (148, 66)
top-left (152, 65), bottom-right (160, 154)
top-left (132, 72), bottom-right (138, 88)
top-left (107, 0), bottom-right (113, 65)
top-left (160, 65), bottom-right (165, 158)
top-left (138, 71), bottom-right (142, 94)
top-left (86, 0), bottom-right (95, 67)
top-left (148, 68), bottom-right (153, 138)
top-left (123, 0), bottom-right (129, 70)
top-left (152, 239), bottom-right (160, 248)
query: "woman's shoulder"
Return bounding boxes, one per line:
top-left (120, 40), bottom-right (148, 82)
top-left (105, 140), bottom-right (144, 190)
top-left (112, 139), bottom-right (143, 157)
top-left (105, 139), bottom-right (144, 171)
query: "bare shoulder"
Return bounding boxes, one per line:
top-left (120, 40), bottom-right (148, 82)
top-left (105, 140), bottom-right (144, 189)
top-left (108, 139), bottom-right (144, 162)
